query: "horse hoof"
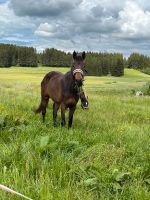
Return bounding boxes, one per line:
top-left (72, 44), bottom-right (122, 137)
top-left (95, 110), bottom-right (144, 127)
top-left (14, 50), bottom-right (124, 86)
top-left (53, 123), bottom-right (57, 127)
top-left (82, 106), bottom-right (88, 110)
top-left (61, 122), bottom-right (66, 127)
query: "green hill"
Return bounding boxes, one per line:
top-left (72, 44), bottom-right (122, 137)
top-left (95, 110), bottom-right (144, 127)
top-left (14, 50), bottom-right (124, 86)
top-left (124, 68), bottom-right (150, 78)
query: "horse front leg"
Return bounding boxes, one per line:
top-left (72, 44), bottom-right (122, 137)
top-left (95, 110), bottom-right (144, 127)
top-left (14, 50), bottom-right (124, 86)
top-left (53, 102), bottom-right (60, 127)
top-left (68, 105), bottom-right (76, 128)
top-left (61, 104), bottom-right (66, 127)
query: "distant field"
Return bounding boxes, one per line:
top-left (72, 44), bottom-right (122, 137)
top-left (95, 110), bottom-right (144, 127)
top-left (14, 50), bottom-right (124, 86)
top-left (0, 67), bottom-right (150, 200)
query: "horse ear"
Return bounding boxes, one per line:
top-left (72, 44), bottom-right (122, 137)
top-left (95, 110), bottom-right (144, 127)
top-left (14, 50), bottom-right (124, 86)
top-left (82, 51), bottom-right (86, 60)
top-left (73, 51), bottom-right (77, 60)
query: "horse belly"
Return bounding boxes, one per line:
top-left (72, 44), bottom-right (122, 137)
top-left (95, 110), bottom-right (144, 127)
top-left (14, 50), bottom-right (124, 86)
top-left (47, 78), bottom-right (62, 103)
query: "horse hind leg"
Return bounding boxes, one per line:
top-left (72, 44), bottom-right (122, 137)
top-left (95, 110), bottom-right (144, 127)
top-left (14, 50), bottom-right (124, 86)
top-left (53, 102), bottom-right (60, 127)
top-left (61, 103), bottom-right (66, 127)
top-left (41, 96), bottom-right (49, 122)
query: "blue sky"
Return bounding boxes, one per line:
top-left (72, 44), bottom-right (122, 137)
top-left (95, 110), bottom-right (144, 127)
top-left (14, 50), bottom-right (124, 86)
top-left (0, 0), bottom-right (150, 56)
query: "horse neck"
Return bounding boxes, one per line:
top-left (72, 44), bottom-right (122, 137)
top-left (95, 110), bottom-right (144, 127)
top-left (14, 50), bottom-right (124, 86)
top-left (64, 71), bottom-right (76, 93)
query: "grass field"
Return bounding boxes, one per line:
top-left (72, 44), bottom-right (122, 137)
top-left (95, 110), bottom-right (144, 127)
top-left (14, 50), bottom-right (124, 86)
top-left (0, 67), bottom-right (150, 200)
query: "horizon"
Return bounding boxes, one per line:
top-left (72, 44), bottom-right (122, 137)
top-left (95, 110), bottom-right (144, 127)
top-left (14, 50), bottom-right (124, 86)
top-left (1, 42), bottom-right (149, 59)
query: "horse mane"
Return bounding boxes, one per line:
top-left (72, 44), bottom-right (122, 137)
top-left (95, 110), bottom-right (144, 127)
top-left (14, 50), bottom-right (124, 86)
top-left (63, 70), bottom-right (76, 92)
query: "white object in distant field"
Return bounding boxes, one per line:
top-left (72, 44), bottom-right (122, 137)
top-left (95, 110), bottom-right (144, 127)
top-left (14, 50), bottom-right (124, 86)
top-left (136, 91), bottom-right (144, 96)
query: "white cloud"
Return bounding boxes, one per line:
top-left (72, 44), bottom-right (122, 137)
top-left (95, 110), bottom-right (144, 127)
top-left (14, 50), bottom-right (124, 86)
top-left (34, 22), bottom-right (71, 40)
top-left (119, 1), bottom-right (150, 39)
top-left (0, 1), bottom-right (36, 37)
top-left (0, 2), bottom-right (35, 29)
top-left (0, 1), bottom-right (37, 45)
top-left (34, 23), bottom-right (57, 37)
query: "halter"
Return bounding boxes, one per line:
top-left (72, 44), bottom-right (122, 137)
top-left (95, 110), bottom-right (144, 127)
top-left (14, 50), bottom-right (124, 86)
top-left (72, 68), bottom-right (84, 76)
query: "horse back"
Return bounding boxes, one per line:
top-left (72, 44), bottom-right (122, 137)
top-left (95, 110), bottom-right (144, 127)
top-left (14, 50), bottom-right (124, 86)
top-left (41, 71), bottom-right (64, 103)
top-left (41, 71), bottom-right (63, 86)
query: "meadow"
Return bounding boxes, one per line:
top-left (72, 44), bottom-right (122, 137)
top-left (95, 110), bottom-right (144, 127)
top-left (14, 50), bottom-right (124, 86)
top-left (0, 67), bottom-right (150, 200)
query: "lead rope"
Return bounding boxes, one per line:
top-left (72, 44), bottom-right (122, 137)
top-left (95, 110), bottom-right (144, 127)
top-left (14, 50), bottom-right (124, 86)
top-left (77, 86), bottom-right (83, 98)
top-left (0, 184), bottom-right (33, 200)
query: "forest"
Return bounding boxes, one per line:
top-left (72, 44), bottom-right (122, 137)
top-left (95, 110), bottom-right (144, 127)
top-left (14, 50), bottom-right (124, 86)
top-left (0, 43), bottom-right (150, 76)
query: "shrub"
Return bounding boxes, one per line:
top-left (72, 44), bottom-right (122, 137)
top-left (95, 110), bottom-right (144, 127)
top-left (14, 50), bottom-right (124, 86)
top-left (141, 81), bottom-right (150, 95)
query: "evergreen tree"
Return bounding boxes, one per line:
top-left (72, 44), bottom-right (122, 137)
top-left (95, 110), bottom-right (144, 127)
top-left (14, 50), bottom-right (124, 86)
top-left (128, 53), bottom-right (150, 70)
top-left (18, 46), bottom-right (37, 67)
top-left (0, 44), bottom-right (17, 67)
top-left (110, 54), bottom-right (124, 77)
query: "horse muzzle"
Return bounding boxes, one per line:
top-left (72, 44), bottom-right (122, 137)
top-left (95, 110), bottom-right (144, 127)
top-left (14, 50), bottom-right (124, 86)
top-left (76, 79), bottom-right (83, 87)
top-left (73, 69), bottom-right (84, 86)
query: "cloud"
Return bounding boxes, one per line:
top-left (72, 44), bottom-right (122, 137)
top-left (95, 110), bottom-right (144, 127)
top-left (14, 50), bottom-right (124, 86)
top-left (118, 1), bottom-right (150, 39)
top-left (34, 23), bottom-right (57, 37)
top-left (0, 0), bottom-right (7, 4)
top-left (34, 22), bottom-right (71, 40)
top-left (9, 0), bottom-right (82, 17)
top-left (0, 0), bottom-right (150, 56)
top-left (91, 2), bottom-right (122, 18)
top-left (0, 1), bottom-right (36, 45)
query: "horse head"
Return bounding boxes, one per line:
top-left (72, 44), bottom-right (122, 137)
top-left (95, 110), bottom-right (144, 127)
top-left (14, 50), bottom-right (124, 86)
top-left (72, 51), bottom-right (86, 87)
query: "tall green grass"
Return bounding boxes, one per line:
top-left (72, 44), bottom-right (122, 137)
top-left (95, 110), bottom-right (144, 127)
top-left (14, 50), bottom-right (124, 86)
top-left (0, 67), bottom-right (150, 199)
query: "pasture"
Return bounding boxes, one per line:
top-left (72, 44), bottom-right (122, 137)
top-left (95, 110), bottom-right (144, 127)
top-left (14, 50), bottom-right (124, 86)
top-left (0, 67), bottom-right (150, 200)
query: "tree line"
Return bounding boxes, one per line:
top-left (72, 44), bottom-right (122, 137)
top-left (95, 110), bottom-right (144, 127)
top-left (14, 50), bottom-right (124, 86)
top-left (0, 43), bottom-right (150, 76)
top-left (39, 49), bottom-right (124, 76)
top-left (127, 53), bottom-right (150, 75)
top-left (0, 44), bottom-right (37, 67)
top-left (39, 48), bottom-right (72, 67)
top-left (85, 52), bottom-right (124, 76)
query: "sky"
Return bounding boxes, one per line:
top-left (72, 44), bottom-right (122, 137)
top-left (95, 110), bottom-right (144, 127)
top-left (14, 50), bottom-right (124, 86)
top-left (0, 0), bottom-right (150, 56)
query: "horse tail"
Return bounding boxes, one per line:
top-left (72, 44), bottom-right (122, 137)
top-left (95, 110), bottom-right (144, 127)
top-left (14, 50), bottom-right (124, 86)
top-left (34, 102), bottom-right (43, 114)
top-left (34, 72), bottom-right (57, 114)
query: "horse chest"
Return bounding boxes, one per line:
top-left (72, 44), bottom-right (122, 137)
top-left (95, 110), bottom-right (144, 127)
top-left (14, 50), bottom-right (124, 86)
top-left (65, 97), bottom-right (78, 107)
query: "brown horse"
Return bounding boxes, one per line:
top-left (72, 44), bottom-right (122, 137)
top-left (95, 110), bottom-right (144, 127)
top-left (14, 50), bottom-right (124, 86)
top-left (35, 51), bottom-right (87, 128)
